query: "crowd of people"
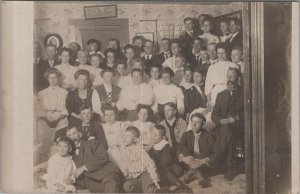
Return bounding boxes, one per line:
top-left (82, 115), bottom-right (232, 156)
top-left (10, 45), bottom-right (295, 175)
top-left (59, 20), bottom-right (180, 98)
top-left (34, 14), bottom-right (244, 193)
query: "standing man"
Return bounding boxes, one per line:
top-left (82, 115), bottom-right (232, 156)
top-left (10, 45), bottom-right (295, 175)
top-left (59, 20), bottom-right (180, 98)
top-left (142, 40), bottom-right (159, 75)
top-left (178, 17), bottom-right (200, 57)
top-left (36, 44), bottom-right (59, 92)
top-left (155, 38), bottom-right (172, 66)
top-left (226, 18), bottom-right (243, 52)
top-left (186, 37), bottom-right (205, 70)
top-left (68, 42), bottom-right (81, 66)
top-left (211, 68), bottom-right (244, 181)
top-left (67, 126), bottom-right (121, 193)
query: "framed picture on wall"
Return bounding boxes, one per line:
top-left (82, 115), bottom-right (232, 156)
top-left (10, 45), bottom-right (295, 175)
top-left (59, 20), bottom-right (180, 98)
top-left (84, 5), bottom-right (118, 20)
top-left (136, 32), bottom-right (154, 42)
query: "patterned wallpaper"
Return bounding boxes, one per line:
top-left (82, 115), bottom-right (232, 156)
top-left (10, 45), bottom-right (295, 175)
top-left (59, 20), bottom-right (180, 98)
top-left (34, 2), bottom-right (242, 55)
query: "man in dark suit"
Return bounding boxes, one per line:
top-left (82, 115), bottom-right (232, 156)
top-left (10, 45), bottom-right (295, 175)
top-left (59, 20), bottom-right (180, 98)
top-left (54, 106), bottom-right (106, 148)
top-left (155, 38), bottom-right (172, 66)
top-left (178, 17), bottom-right (201, 57)
top-left (186, 37), bottom-right (205, 70)
top-left (226, 18), bottom-right (243, 52)
top-left (67, 126), bottom-right (121, 193)
top-left (178, 113), bottom-right (219, 188)
top-left (211, 68), bottom-right (244, 181)
top-left (142, 40), bottom-right (160, 75)
top-left (35, 44), bottom-right (59, 92)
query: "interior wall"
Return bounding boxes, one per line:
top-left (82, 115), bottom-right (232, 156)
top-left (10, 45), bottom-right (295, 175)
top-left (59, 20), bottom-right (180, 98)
top-left (264, 2), bottom-right (291, 193)
top-left (34, 1), bottom-right (242, 56)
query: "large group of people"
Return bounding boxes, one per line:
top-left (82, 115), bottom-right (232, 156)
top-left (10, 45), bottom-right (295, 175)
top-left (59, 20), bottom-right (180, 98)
top-left (34, 14), bottom-right (244, 193)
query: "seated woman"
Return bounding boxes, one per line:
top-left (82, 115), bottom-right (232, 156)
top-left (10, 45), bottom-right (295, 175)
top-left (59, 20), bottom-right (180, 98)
top-left (102, 48), bottom-right (116, 69)
top-left (92, 67), bottom-right (121, 118)
top-left (131, 104), bottom-right (155, 151)
top-left (66, 69), bottom-right (93, 127)
top-left (153, 67), bottom-right (185, 119)
top-left (180, 66), bottom-right (194, 91)
top-left (205, 43), bottom-right (239, 107)
top-left (54, 47), bottom-right (78, 90)
top-left (36, 68), bottom-right (69, 160)
top-left (101, 105), bottom-right (130, 165)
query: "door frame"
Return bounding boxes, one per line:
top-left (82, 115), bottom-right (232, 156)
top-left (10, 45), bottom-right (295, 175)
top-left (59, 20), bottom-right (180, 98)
top-left (243, 2), bottom-right (266, 193)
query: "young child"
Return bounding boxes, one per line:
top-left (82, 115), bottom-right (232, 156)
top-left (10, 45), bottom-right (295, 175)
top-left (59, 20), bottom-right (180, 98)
top-left (131, 104), bottom-right (155, 151)
top-left (172, 54), bottom-right (186, 86)
top-left (231, 46), bottom-right (244, 74)
top-left (199, 18), bottom-right (220, 45)
top-left (199, 48), bottom-right (211, 75)
top-left (90, 54), bottom-right (103, 87)
top-left (119, 126), bottom-right (160, 193)
top-left (41, 136), bottom-right (76, 192)
top-left (148, 64), bottom-right (162, 88)
top-left (149, 124), bottom-right (184, 191)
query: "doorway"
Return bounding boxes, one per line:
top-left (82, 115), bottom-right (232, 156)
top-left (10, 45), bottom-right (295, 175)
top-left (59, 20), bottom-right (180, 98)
top-left (69, 18), bottom-right (129, 50)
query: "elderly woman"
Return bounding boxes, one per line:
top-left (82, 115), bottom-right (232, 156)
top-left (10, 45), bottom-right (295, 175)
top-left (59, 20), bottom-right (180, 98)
top-left (205, 43), bottom-right (239, 108)
top-left (54, 47), bottom-right (78, 90)
top-left (66, 69), bottom-right (93, 127)
top-left (92, 67), bottom-right (121, 118)
top-left (36, 68), bottom-right (69, 160)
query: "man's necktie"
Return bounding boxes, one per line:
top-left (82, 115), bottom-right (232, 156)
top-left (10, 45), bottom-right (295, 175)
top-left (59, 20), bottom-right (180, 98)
top-left (165, 53), bottom-right (169, 59)
top-left (194, 133), bottom-right (201, 155)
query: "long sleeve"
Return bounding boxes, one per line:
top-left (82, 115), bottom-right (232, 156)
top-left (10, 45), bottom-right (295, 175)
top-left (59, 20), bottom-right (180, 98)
top-left (175, 87), bottom-right (185, 114)
top-left (205, 65), bottom-right (213, 96)
top-left (140, 84), bottom-right (154, 106)
top-left (211, 93), bottom-right (223, 125)
top-left (177, 132), bottom-right (192, 157)
top-left (94, 122), bottom-right (109, 150)
top-left (84, 140), bottom-right (110, 173)
top-left (65, 91), bottom-right (74, 115)
top-left (92, 89), bottom-right (102, 116)
top-left (159, 145), bottom-right (173, 168)
top-left (142, 149), bottom-right (159, 182)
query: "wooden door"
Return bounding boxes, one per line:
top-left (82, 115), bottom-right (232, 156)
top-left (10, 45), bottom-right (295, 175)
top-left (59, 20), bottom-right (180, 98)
top-left (70, 18), bottom-right (129, 51)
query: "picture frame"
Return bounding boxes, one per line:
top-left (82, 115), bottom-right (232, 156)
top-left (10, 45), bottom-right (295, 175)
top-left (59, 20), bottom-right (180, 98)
top-left (84, 5), bottom-right (118, 20)
top-left (43, 33), bottom-right (63, 50)
top-left (136, 32), bottom-right (154, 42)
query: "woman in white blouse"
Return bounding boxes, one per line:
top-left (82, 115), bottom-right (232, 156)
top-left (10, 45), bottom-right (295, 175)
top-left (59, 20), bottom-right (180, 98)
top-left (55, 48), bottom-right (78, 90)
top-left (36, 68), bottom-right (69, 159)
top-left (101, 106), bottom-right (130, 165)
top-left (153, 67), bottom-right (185, 119)
top-left (131, 104), bottom-right (155, 151)
top-left (205, 43), bottom-right (239, 108)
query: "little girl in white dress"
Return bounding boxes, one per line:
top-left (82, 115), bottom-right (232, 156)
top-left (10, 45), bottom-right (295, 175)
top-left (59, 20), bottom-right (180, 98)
top-left (41, 136), bottom-right (76, 192)
top-left (131, 105), bottom-right (155, 151)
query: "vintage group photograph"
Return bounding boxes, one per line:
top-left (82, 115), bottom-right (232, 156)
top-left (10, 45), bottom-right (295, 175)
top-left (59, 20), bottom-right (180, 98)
top-left (31, 1), bottom-right (294, 193)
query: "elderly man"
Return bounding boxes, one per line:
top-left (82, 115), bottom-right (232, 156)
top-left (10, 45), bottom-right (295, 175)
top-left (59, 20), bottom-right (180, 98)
top-left (211, 68), bottom-right (244, 181)
top-left (117, 68), bottom-right (154, 121)
top-left (66, 126), bottom-right (121, 193)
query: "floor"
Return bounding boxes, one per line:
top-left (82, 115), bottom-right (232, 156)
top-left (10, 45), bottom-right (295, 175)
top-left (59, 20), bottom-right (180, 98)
top-left (34, 164), bottom-right (246, 193)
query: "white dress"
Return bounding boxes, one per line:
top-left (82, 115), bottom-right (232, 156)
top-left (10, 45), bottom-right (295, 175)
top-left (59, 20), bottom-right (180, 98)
top-left (131, 120), bottom-right (155, 150)
top-left (205, 60), bottom-right (239, 106)
top-left (55, 63), bottom-right (78, 88)
top-left (36, 86), bottom-right (69, 158)
top-left (102, 121), bottom-right (131, 165)
top-left (41, 153), bottom-right (76, 192)
top-left (199, 33), bottom-right (220, 45)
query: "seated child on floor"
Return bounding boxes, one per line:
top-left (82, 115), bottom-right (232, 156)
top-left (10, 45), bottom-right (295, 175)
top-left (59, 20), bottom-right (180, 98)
top-left (41, 136), bottom-right (76, 192)
top-left (119, 126), bottom-right (160, 193)
top-left (149, 124), bottom-right (184, 191)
